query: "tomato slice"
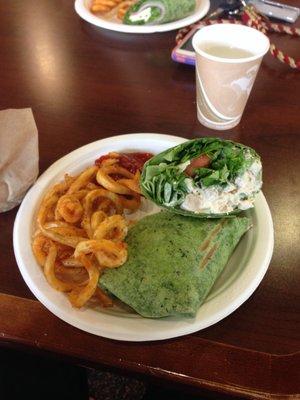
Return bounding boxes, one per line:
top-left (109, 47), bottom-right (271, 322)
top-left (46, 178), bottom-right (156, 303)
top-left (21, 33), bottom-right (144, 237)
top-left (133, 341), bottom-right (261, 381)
top-left (184, 154), bottom-right (211, 176)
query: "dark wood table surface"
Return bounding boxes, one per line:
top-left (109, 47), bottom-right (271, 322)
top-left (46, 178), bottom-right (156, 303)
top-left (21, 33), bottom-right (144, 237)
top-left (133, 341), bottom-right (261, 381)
top-left (0, 0), bottom-right (299, 398)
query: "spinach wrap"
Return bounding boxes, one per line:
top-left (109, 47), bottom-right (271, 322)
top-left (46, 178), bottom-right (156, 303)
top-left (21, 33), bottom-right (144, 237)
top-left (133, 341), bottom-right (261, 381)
top-left (141, 138), bottom-right (262, 217)
top-left (123, 0), bottom-right (196, 25)
top-left (100, 212), bottom-right (251, 318)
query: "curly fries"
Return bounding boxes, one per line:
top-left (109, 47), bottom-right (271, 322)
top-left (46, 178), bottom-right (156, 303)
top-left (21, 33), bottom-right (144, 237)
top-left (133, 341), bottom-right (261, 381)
top-left (32, 152), bottom-right (143, 309)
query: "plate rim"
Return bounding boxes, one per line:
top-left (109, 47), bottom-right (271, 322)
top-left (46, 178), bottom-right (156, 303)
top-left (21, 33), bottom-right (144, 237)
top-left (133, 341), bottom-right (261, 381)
top-left (74, 0), bottom-right (210, 34)
top-left (13, 133), bottom-right (274, 341)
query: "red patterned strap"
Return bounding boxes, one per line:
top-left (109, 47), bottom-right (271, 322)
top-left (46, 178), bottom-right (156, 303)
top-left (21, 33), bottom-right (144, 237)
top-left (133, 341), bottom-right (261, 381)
top-left (175, 18), bottom-right (241, 44)
top-left (242, 5), bottom-right (300, 69)
top-left (175, 6), bottom-right (300, 70)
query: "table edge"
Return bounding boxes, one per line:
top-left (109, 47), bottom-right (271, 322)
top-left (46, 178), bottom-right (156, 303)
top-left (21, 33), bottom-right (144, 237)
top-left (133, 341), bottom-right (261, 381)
top-left (0, 293), bottom-right (299, 399)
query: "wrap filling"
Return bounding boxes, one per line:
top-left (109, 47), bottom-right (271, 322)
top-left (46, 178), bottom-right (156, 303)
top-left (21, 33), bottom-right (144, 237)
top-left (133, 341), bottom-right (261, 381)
top-left (141, 138), bottom-right (262, 216)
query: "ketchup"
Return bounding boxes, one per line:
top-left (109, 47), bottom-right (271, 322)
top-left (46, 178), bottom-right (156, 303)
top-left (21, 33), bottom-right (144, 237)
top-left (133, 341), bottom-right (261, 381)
top-left (95, 152), bottom-right (153, 174)
top-left (95, 154), bottom-right (111, 166)
top-left (119, 153), bottom-right (153, 174)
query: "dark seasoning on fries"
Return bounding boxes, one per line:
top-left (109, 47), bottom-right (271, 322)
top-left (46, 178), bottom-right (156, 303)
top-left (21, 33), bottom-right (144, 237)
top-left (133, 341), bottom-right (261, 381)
top-left (32, 151), bottom-right (153, 309)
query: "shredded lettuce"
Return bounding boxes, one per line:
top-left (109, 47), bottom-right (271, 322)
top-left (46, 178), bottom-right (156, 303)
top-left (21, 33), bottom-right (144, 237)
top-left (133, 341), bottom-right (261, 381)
top-left (140, 138), bottom-right (261, 217)
top-left (124, 0), bottom-right (196, 25)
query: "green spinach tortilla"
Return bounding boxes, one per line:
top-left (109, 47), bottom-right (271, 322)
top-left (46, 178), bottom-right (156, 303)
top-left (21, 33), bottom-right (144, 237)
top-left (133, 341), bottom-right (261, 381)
top-left (124, 0), bottom-right (196, 25)
top-left (100, 212), bottom-right (251, 318)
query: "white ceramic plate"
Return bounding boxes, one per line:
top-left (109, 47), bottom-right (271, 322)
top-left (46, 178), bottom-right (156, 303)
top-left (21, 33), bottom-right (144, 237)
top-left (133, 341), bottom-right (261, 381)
top-left (13, 133), bottom-right (274, 342)
top-left (74, 0), bottom-right (210, 33)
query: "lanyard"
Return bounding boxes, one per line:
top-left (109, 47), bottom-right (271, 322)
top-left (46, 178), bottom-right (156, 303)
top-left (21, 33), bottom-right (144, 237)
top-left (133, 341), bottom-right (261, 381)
top-left (176, 4), bottom-right (300, 70)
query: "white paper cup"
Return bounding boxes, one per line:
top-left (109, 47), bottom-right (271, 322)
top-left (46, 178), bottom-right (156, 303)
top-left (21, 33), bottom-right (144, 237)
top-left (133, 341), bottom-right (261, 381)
top-left (192, 24), bottom-right (270, 130)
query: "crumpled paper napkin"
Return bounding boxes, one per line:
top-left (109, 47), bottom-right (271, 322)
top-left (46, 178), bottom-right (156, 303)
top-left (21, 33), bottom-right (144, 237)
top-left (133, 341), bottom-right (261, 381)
top-left (0, 108), bottom-right (39, 212)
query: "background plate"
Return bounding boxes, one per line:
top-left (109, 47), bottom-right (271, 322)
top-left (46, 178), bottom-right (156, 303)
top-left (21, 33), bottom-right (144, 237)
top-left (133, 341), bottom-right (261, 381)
top-left (74, 0), bottom-right (210, 33)
top-left (13, 133), bottom-right (274, 341)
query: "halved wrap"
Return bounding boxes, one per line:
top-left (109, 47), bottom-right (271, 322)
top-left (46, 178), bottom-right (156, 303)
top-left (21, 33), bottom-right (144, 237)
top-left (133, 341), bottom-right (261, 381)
top-left (100, 212), bottom-right (251, 318)
top-left (123, 0), bottom-right (196, 25)
top-left (141, 137), bottom-right (262, 217)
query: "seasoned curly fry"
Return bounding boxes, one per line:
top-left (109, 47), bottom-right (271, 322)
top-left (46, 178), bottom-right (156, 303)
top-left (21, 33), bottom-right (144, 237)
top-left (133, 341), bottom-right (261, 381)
top-left (120, 194), bottom-right (141, 211)
top-left (118, 170), bottom-right (141, 194)
top-left (100, 158), bottom-right (119, 168)
top-left (40, 226), bottom-right (87, 248)
top-left (56, 194), bottom-right (84, 223)
top-left (62, 256), bottom-right (83, 268)
top-left (64, 173), bottom-right (76, 186)
top-left (55, 264), bottom-right (89, 285)
top-left (93, 287), bottom-right (113, 307)
top-left (82, 188), bottom-right (123, 238)
top-left (43, 183), bottom-right (68, 203)
top-left (43, 221), bottom-right (82, 231)
top-left (97, 152), bottom-right (119, 163)
top-left (96, 165), bottom-right (135, 195)
top-left (32, 233), bottom-right (52, 266)
top-left (37, 194), bottom-right (59, 228)
top-left (84, 188), bottom-right (123, 214)
top-left (45, 225), bottom-right (87, 237)
top-left (68, 254), bottom-right (100, 308)
top-left (91, 210), bottom-right (107, 232)
top-left (117, 0), bottom-right (135, 19)
top-left (97, 198), bottom-right (117, 215)
top-left (85, 182), bottom-right (99, 191)
top-left (32, 150), bottom-right (147, 309)
top-left (90, 0), bottom-right (137, 22)
top-left (67, 166), bottom-right (98, 194)
top-left (90, 0), bottom-right (123, 13)
top-left (44, 243), bottom-right (75, 292)
top-left (93, 215), bottom-right (128, 242)
top-left (74, 239), bottom-right (127, 268)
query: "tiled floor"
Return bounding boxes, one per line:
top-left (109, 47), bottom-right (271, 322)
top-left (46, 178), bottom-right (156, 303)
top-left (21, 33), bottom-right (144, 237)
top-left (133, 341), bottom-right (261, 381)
top-left (0, 347), bottom-right (89, 400)
top-left (0, 347), bottom-right (244, 400)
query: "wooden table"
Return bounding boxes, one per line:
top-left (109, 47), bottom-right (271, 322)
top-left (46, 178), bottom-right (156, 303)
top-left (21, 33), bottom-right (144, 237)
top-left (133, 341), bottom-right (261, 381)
top-left (0, 1), bottom-right (299, 398)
